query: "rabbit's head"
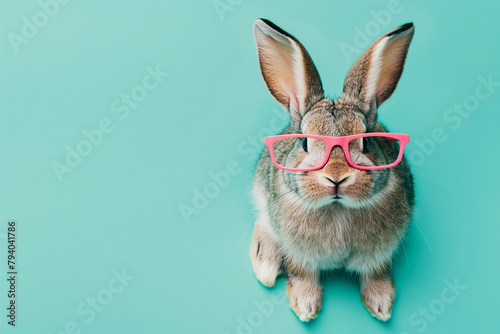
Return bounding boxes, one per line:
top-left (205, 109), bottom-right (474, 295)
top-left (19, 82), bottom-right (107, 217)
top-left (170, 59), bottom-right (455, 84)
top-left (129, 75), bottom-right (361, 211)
top-left (254, 19), bottom-right (414, 208)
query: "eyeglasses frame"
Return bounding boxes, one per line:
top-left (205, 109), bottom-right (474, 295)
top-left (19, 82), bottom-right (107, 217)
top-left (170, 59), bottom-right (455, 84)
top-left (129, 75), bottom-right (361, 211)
top-left (263, 132), bottom-right (409, 171)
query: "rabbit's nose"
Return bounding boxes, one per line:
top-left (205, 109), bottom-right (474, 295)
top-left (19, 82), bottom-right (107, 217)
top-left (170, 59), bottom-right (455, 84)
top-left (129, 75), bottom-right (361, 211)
top-left (325, 176), bottom-right (349, 186)
top-left (324, 175), bottom-right (350, 197)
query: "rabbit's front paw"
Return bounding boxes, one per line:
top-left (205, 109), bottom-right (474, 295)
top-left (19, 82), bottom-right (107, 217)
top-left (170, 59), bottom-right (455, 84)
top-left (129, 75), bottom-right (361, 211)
top-left (287, 279), bottom-right (323, 322)
top-left (361, 277), bottom-right (395, 321)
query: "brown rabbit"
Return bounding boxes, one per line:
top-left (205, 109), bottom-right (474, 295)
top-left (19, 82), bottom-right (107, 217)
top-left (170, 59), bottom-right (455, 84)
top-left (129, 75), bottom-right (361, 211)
top-left (250, 19), bottom-right (415, 322)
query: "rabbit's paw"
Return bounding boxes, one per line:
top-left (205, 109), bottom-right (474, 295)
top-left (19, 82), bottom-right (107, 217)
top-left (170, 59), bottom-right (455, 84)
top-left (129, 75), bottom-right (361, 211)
top-left (361, 278), bottom-right (395, 321)
top-left (287, 279), bottom-right (322, 322)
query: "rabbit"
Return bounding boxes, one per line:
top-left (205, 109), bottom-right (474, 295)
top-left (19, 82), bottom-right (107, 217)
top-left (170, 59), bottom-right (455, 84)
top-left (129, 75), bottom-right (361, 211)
top-left (250, 19), bottom-right (415, 322)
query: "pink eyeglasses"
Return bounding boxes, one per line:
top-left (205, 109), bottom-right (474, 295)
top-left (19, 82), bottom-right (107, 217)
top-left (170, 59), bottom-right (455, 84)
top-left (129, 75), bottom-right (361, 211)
top-left (264, 133), bottom-right (409, 171)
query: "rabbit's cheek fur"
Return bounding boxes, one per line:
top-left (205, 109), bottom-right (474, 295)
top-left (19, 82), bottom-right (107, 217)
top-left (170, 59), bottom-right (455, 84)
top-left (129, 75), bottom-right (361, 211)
top-left (296, 172), bottom-right (332, 204)
top-left (341, 170), bottom-right (373, 201)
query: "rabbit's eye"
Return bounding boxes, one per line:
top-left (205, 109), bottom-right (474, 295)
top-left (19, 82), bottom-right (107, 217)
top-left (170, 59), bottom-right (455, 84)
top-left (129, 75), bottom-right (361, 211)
top-left (362, 137), bottom-right (369, 153)
top-left (301, 138), bottom-right (308, 152)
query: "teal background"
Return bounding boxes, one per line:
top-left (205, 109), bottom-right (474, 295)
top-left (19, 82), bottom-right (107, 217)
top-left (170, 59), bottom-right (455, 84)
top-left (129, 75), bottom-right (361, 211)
top-left (1, 0), bottom-right (499, 333)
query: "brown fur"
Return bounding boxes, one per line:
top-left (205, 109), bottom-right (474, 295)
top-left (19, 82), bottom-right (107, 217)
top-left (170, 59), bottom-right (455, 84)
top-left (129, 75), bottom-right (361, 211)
top-left (251, 19), bottom-right (415, 322)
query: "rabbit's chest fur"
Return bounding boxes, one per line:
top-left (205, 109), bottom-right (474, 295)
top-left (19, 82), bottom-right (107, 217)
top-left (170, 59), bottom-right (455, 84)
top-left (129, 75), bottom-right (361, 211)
top-left (253, 171), bottom-right (410, 272)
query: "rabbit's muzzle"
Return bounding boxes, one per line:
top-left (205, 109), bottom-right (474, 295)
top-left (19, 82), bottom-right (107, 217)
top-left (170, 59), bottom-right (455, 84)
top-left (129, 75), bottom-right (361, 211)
top-left (300, 146), bottom-right (373, 205)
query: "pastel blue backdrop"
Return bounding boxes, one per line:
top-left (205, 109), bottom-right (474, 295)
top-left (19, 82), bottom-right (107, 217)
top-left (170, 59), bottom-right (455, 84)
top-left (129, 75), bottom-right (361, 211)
top-left (1, 0), bottom-right (499, 333)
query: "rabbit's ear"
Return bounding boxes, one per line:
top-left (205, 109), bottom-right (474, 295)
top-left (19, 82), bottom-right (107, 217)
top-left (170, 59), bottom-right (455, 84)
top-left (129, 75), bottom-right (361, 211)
top-left (342, 23), bottom-right (414, 125)
top-left (254, 19), bottom-right (324, 129)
